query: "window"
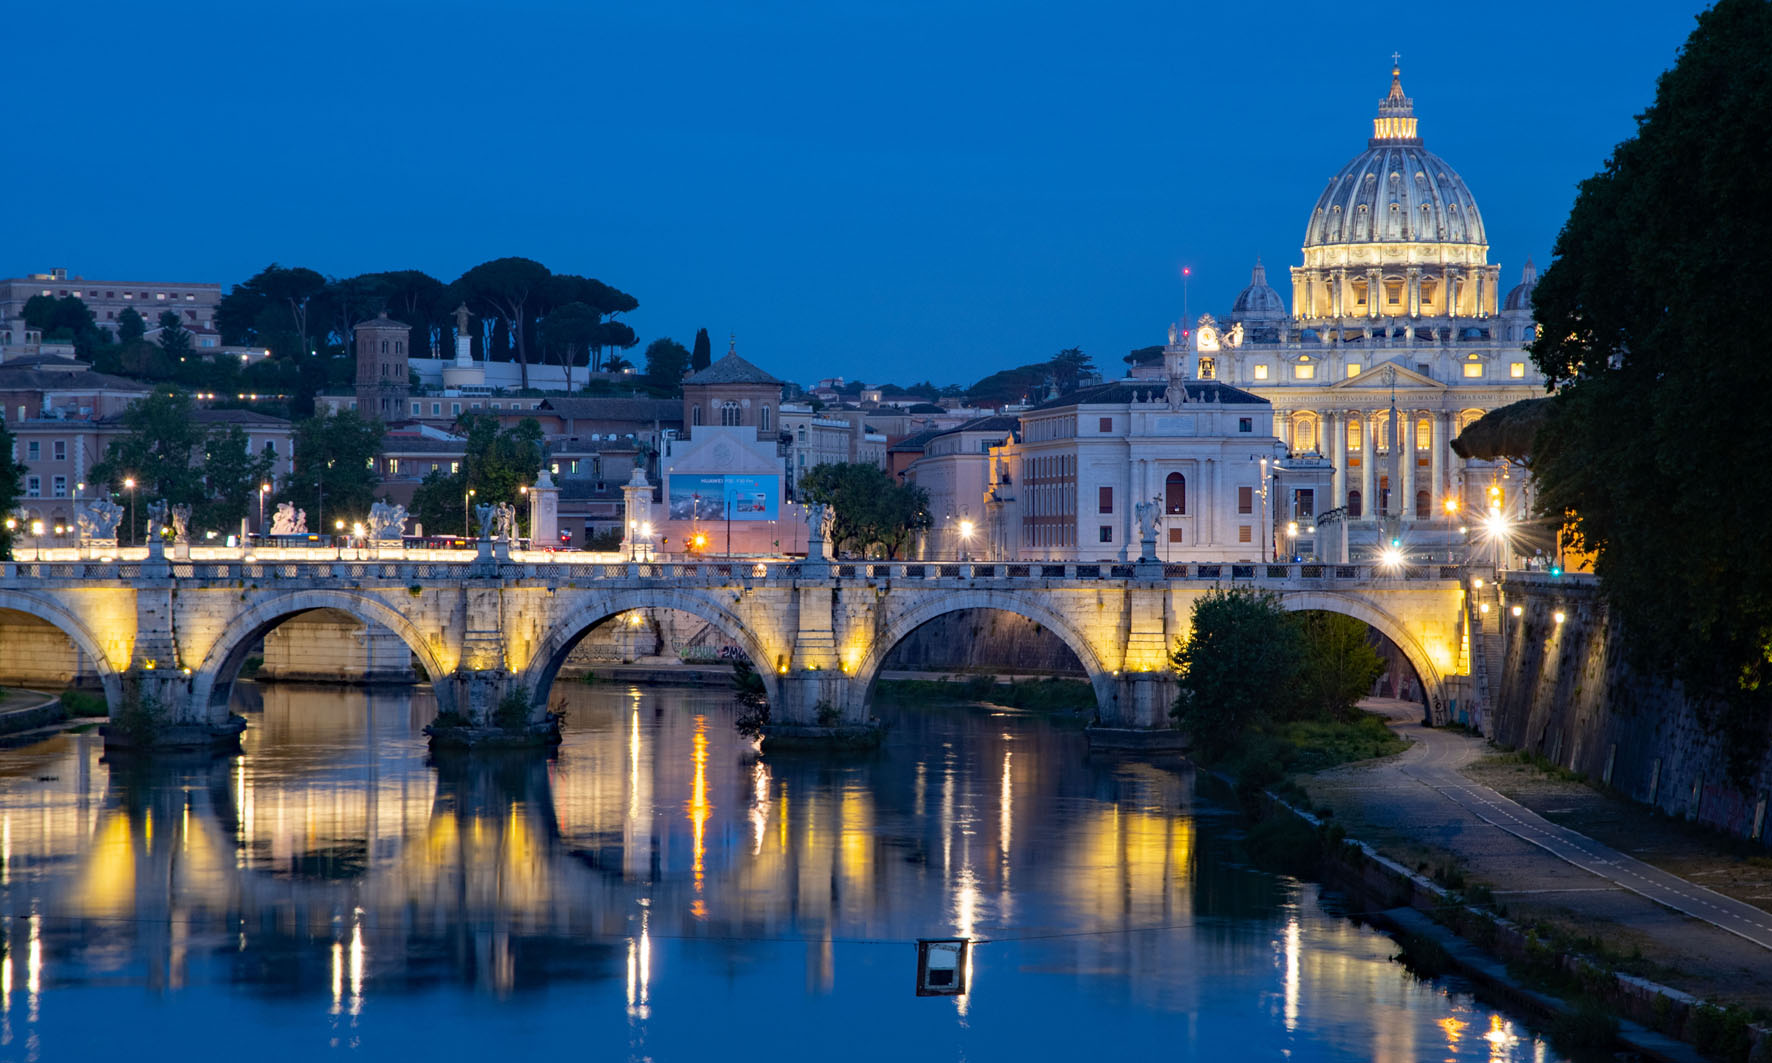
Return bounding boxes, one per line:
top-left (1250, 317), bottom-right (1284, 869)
top-left (551, 462), bottom-right (560, 474)
top-left (52, 440), bottom-right (65, 461)
top-left (1294, 419), bottom-right (1315, 452)
top-left (720, 402), bottom-right (741, 426)
top-left (796, 425), bottom-right (807, 442)
top-left (1347, 419), bottom-right (1362, 452)
top-left (451, 403), bottom-right (462, 414)
top-left (1463, 362), bottom-right (1484, 378)
top-left (1415, 490), bottom-right (1431, 520)
top-left (692, 404), bottom-right (702, 426)
top-left (26, 476), bottom-right (40, 497)
top-left (1416, 418), bottom-right (1432, 451)
top-left (388, 458), bottom-right (401, 475)
top-left (1346, 363), bottom-right (1361, 379)
top-left (1165, 472), bottom-right (1186, 514)
top-left (432, 403), bottom-right (442, 415)
top-left (1168, 527), bottom-right (1183, 543)
top-left (1098, 486), bottom-right (1113, 514)
top-left (412, 402), bottom-right (422, 415)
top-left (1509, 362), bottom-right (1526, 378)
top-left (1197, 357), bottom-right (1215, 380)
top-left (26, 441), bottom-right (39, 460)
top-left (395, 341), bottom-right (404, 355)
top-left (569, 460), bottom-right (580, 474)
top-left (1293, 489), bottom-right (1315, 519)
top-left (450, 461), bottom-right (460, 474)
top-left (52, 476), bottom-right (67, 497)
top-left (1347, 490), bottom-right (1362, 518)
top-left (1238, 417), bottom-right (1252, 433)
top-left (1237, 486), bottom-right (1253, 515)
top-left (1099, 417), bottom-right (1113, 432)
top-left (1293, 364), bottom-right (1315, 380)
top-left (1099, 525), bottom-right (1113, 543)
top-left (760, 406), bottom-right (771, 432)
top-left (1238, 525), bottom-right (1252, 543)
top-left (1253, 365), bottom-right (1269, 380)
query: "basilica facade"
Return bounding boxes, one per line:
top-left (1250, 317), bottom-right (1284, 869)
top-left (1154, 64), bottom-right (1544, 562)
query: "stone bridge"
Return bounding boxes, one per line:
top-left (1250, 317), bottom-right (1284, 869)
top-left (0, 552), bottom-right (1471, 747)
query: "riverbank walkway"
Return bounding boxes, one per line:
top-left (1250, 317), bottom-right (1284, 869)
top-left (1308, 699), bottom-right (1772, 1007)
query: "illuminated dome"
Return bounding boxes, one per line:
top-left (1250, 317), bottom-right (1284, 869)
top-left (1303, 67), bottom-right (1486, 253)
top-left (1290, 64), bottom-right (1501, 322)
top-left (1504, 258), bottom-right (1538, 311)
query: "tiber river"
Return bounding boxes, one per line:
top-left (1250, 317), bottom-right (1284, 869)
top-left (0, 682), bottom-right (1562, 1061)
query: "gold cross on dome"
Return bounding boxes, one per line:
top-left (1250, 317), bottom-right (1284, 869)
top-left (1391, 51), bottom-right (1401, 67)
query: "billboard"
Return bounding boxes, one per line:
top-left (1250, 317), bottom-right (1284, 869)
top-left (667, 474), bottom-right (779, 522)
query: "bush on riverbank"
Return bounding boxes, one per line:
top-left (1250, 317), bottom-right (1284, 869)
top-left (876, 676), bottom-right (1093, 713)
top-left (59, 690), bottom-right (108, 718)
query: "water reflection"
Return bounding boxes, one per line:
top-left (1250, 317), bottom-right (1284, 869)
top-left (0, 682), bottom-right (1562, 1061)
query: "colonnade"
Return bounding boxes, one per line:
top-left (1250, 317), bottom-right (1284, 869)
top-left (1293, 408), bottom-right (1471, 519)
top-left (1291, 264), bottom-right (1500, 320)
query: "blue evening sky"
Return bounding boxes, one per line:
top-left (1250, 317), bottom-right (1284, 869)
top-left (14, 0), bottom-right (1710, 388)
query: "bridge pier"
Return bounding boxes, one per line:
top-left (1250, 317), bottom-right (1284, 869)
top-left (760, 670), bottom-right (882, 749)
top-left (1087, 671), bottom-right (1185, 751)
top-left (427, 669), bottom-right (562, 750)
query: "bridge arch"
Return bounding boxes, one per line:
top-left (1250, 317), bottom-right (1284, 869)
top-left (0, 588), bottom-right (125, 709)
top-left (190, 590), bottom-right (454, 722)
top-left (849, 589), bottom-right (1115, 719)
top-left (1276, 590), bottom-right (1446, 713)
top-left (520, 588), bottom-right (784, 717)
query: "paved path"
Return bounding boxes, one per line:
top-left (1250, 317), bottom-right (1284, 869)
top-left (1363, 699), bottom-right (1772, 952)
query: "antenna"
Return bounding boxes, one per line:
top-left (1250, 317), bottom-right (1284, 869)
top-left (1182, 266), bottom-right (1192, 332)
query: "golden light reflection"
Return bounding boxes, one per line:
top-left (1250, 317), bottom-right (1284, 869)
top-left (626, 912), bottom-right (652, 1018)
top-left (999, 751), bottom-right (1013, 859)
top-left (1439, 1014), bottom-right (1468, 1055)
top-left (330, 941), bottom-right (343, 1013)
top-left (688, 715), bottom-right (710, 903)
top-left (1484, 1013), bottom-right (1519, 1061)
top-left (348, 913), bottom-right (365, 1016)
top-left (1283, 917), bottom-right (1301, 1032)
top-left (749, 762), bottom-right (771, 856)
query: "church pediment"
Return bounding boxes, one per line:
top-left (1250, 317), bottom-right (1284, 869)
top-left (1328, 359), bottom-right (1445, 391)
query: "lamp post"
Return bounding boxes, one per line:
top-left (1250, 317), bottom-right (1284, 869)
top-left (464, 487), bottom-right (476, 539)
top-left (258, 482), bottom-right (270, 538)
top-left (124, 477), bottom-right (136, 545)
top-left (959, 518), bottom-right (974, 562)
top-left (1258, 457), bottom-right (1269, 562)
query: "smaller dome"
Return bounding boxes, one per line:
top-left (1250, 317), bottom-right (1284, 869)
top-left (1231, 259), bottom-right (1288, 320)
top-left (1504, 258), bottom-right (1538, 311)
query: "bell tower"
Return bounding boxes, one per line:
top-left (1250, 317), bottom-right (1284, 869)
top-left (354, 311), bottom-right (411, 420)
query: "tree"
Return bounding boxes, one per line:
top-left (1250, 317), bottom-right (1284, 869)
top-left (0, 416), bottom-right (22, 559)
top-left (1294, 612), bottom-right (1386, 721)
top-left (157, 310), bottom-right (193, 362)
top-left (283, 410), bottom-right (386, 531)
top-left (1527, 0), bottom-right (1772, 748)
top-left (454, 257), bottom-right (551, 389)
top-left (88, 391), bottom-right (275, 539)
top-left (796, 462), bottom-right (931, 559)
top-left (1049, 347), bottom-right (1095, 393)
top-left (117, 307), bottom-right (146, 344)
top-left (1170, 588), bottom-right (1304, 760)
top-left (215, 264), bottom-right (328, 357)
top-left (643, 337), bottom-right (691, 394)
top-left (691, 328), bottom-right (712, 372)
top-left (540, 301), bottom-right (601, 393)
top-left (409, 414), bottom-right (545, 537)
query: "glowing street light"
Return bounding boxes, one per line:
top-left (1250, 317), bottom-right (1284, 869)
top-left (124, 476), bottom-right (137, 545)
top-left (1378, 545), bottom-right (1405, 571)
top-left (958, 518), bottom-right (974, 561)
top-left (258, 482), bottom-right (270, 537)
top-left (464, 487), bottom-right (476, 539)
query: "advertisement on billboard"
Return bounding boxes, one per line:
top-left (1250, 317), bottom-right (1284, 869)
top-left (667, 474), bottom-right (779, 522)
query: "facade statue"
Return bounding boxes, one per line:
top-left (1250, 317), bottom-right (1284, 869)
top-left (145, 500), bottom-right (169, 540)
top-left (1227, 321), bottom-right (1245, 348)
top-left (454, 302), bottom-right (472, 338)
top-left (76, 499), bottom-right (124, 541)
top-left (474, 502), bottom-right (498, 540)
top-left (1168, 322), bottom-right (1178, 345)
top-left (170, 504), bottom-right (192, 543)
top-left (367, 502), bottom-right (408, 542)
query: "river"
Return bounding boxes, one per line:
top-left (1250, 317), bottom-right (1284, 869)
top-left (0, 681), bottom-right (1560, 1061)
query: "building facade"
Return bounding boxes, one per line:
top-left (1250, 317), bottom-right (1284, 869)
top-left (1, 268), bottom-right (221, 341)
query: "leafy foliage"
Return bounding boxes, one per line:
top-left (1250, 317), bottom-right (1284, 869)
top-left (1171, 588), bottom-right (1304, 760)
top-left (1295, 611), bottom-right (1387, 721)
top-left (643, 337), bottom-right (691, 394)
top-left (88, 391), bottom-right (275, 539)
top-left (409, 414), bottom-right (544, 537)
top-left (691, 327), bottom-right (712, 372)
top-left (0, 415), bottom-right (21, 559)
top-left (282, 410), bottom-right (386, 531)
top-left (796, 462), bottom-right (930, 559)
top-left (1527, 0), bottom-right (1772, 751)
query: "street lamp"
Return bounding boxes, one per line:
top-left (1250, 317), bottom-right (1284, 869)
top-left (958, 518), bottom-right (974, 561)
top-left (258, 482), bottom-right (270, 538)
top-left (124, 477), bottom-right (136, 545)
top-left (464, 487), bottom-right (476, 538)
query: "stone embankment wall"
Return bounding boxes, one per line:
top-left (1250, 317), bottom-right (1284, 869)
top-left (1492, 575), bottom-right (1772, 844)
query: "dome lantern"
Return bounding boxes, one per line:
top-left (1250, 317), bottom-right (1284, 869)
top-left (1371, 59), bottom-right (1420, 145)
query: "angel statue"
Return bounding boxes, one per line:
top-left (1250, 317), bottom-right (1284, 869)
top-left (367, 501), bottom-right (408, 542)
top-left (474, 502), bottom-right (498, 541)
top-left (77, 499), bottom-right (124, 541)
top-left (170, 504), bottom-right (192, 543)
top-left (495, 502), bottom-right (519, 541)
top-left (145, 499), bottom-right (170, 540)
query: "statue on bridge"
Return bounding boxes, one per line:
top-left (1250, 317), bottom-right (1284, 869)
top-left (366, 502), bottom-right (408, 542)
top-left (76, 498), bottom-right (123, 542)
top-left (804, 502), bottom-right (834, 561)
top-left (495, 502), bottom-right (518, 542)
top-left (270, 503), bottom-right (306, 536)
top-left (145, 500), bottom-right (170, 540)
top-left (170, 504), bottom-right (192, 544)
top-left (1134, 499), bottom-right (1162, 561)
top-left (474, 502), bottom-right (498, 541)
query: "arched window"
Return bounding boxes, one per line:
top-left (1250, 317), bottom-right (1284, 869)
top-left (692, 404), bottom-right (701, 426)
top-left (760, 406), bottom-right (771, 432)
top-left (1415, 417), bottom-right (1432, 451)
top-left (1294, 417), bottom-right (1316, 453)
top-left (1346, 419), bottom-right (1362, 452)
top-left (720, 401), bottom-right (741, 426)
top-left (1347, 490), bottom-right (1363, 518)
top-left (395, 341), bottom-right (404, 355)
top-left (1415, 490), bottom-right (1431, 520)
top-left (381, 340), bottom-right (389, 354)
top-left (1165, 472), bottom-right (1186, 515)
top-left (796, 425), bottom-right (807, 442)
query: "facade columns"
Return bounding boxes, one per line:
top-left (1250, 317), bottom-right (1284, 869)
top-left (1407, 267), bottom-right (1421, 318)
top-left (1328, 411), bottom-right (1346, 509)
top-left (1359, 413), bottom-right (1376, 520)
top-left (1367, 269), bottom-right (1381, 319)
top-left (1430, 412), bottom-right (1447, 515)
top-left (1447, 267), bottom-right (1461, 318)
top-left (1331, 270), bottom-right (1344, 318)
top-left (1400, 411), bottom-right (1417, 521)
